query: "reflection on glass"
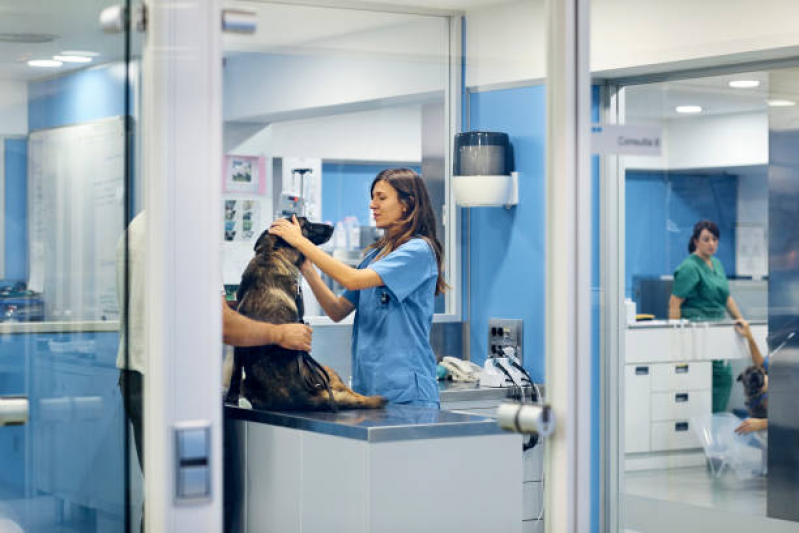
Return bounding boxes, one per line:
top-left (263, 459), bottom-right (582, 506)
top-left (220, 3), bottom-right (451, 317)
top-left (620, 70), bottom-right (798, 526)
top-left (0, 1), bottom-right (138, 531)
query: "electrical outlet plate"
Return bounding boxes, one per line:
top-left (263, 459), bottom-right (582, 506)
top-left (488, 318), bottom-right (523, 363)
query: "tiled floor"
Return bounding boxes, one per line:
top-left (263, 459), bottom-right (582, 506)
top-left (625, 465), bottom-right (767, 516)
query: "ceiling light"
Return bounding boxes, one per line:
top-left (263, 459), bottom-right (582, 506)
top-left (28, 59), bottom-right (62, 68)
top-left (60, 50), bottom-right (100, 58)
top-left (54, 55), bottom-right (92, 63)
top-left (729, 80), bottom-right (760, 89)
top-left (767, 99), bottom-right (796, 107)
top-left (675, 105), bottom-right (702, 114)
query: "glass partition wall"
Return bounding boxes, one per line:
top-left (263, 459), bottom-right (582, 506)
top-left (220, 1), bottom-right (456, 320)
top-left (601, 62), bottom-right (799, 533)
top-left (0, 1), bottom-right (140, 532)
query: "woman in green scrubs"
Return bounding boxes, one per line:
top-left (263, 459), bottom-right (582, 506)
top-left (668, 220), bottom-right (744, 412)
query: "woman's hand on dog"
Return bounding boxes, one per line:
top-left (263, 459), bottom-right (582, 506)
top-left (276, 323), bottom-right (313, 352)
top-left (735, 417), bottom-right (767, 434)
top-left (270, 216), bottom-right (305, 248)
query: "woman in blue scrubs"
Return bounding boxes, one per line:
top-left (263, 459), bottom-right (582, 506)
top-left (270, 168), bottom-right (446, 407)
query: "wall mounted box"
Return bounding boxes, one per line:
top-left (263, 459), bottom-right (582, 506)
top-left (453, 172), bottom-right (519, 207)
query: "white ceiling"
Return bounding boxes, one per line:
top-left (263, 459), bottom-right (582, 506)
top-left (0, 0), bottom-right (790, 124)
top-left (625, 72), bottom-right (771, 121)
top-left (0, 0), bottom-right (501, 82)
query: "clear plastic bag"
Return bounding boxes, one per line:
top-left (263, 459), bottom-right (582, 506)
top-left (691, 412), bottom-right (767, 479)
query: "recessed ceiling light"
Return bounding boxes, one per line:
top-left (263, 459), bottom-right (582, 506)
top-left (675, 105), bottom-right (702, 114)
top-left (729, 80), bottom-right (760, 89)
top-left (60, 50), bottom-right (99, 58)
top-left (53, 55), bottom-right (92, 63)
top-left (767, 99), bottom-right (796, 107)
top-left (28, 59), bottom-right (62, 68)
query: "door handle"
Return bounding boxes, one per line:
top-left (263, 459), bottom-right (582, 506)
top-left (0, 396), bottom-right (29, 426)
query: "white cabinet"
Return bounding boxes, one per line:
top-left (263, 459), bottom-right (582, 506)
top-left (624, 365), bottom-right (651, 453)
top-left (625, 322), bottom-right (766, 363)
top-left (624, 361), bottom-right (711, 455)
top-left (442, 392), bottom-right (544, 532)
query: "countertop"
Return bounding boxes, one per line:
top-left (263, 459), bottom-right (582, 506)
top-left (225, 403), bottom-right (510, 443)
top-left (628, 319), bottom-right (766, 330)
top-left (438, 380), bottom-right (542, 403)
top-left (0, 321), bottom-right (119, 334)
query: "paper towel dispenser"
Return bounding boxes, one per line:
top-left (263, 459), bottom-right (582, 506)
top-left (452, 131), bottom-right (518, 207)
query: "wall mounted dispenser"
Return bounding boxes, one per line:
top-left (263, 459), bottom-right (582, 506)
top-left (452, 131), bottom-right (518, 207)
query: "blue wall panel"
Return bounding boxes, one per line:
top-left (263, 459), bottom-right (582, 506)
top-left (321, 163), bottom-right (420, 226)
top-left (467, 86), bottom-right (546, 381)
top-left (625, 171), bottom-right (738, 296)
top-left (4, 139), bottom-right (28, 282)
top-left (28, 63), bottom-right (128, 132)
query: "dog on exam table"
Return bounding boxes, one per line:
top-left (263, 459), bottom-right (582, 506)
top-left (737, 365), bottom-right (768, 419)
top-left (224, 217), bottom-right (387, 411)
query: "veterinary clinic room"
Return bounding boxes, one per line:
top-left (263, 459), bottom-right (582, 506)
top-left (4, 0), bottom-right (799, 532)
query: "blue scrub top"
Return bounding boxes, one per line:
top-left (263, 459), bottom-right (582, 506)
top-left (343, 238), bottom-right (440, 407)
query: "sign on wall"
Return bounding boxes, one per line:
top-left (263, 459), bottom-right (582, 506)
top-left (592, 124), bottom-right (662, 156)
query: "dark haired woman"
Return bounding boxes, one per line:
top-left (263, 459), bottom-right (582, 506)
top-left (668, 220), bottom-right (744, 412)
top-left (270, 168), bottom-right (446, 408)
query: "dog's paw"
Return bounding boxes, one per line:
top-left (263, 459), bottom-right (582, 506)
top-left (238, 397), bottom-right (253, 410)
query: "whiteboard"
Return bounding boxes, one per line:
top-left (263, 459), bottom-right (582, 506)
top-left (28, 117), bottom-right (126, 321)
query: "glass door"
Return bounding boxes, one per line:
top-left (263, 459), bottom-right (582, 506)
top-left (591, 2), bottom-right (799, 528)
top-left (0, 1), bottom-right (140, 531)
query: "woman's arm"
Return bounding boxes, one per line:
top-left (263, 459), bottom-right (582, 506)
top-left (726, 296), bottom-right (744, 321)
top-left (221, 298), bottom-right (312, 350)
top-left (734, 319), bottom-right (766, 368)
top-left (270, 217), bottom-right (383, 291)
top-left (735, 417), bottom-right (767, 434)
top-left (668, 295), bottom-right (684, 319)
top-left (301, 262), bottom-right (355, 322)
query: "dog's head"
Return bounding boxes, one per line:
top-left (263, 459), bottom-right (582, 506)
top-left (737, 365), bottom-right (767, 399)
top-left (253, 217), bottom-right (334, 264)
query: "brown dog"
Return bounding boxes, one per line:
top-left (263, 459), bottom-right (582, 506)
top-left (737, 365), bottom-right (768, 419)
top-left (225, 217), bottom-right (386, 411)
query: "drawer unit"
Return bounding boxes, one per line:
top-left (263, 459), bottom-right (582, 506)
top-left (442, 387), bottom-right (545, 530)
top-left (650, 361), bottom-right (710, 392)
top-left (523, 443), bottom-right (544, 482)
top-left (651, 390), bottom-right (711, 422)
top-left (624, 365), bottom-right (651, 453)
top-left (523, 520), bottom-right (545, 533)
top-left (650, 420), bottom-right (701, 451)
top-left (625, 361), bottom-right (711, 458)
top-left (522, 481), bottom-right (543, 520)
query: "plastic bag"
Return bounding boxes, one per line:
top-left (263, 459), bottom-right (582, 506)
top-left (691, 412), bottom-right (767, 479)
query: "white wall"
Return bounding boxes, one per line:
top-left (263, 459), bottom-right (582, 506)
top-left (0, 80), bottom-right (28, 134)
top-left (624, 113), bottom-right (767, 170)
top-left (466, 0), bottom-right (799, 88)
top-left (226, 105), bottom-right (422, 163)
top-left (223, 9), bottom-right (449, 123)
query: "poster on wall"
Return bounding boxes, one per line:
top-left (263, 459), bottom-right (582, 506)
top-left (736, 224), bottom-right (768, 279)
top-left (223, 155), bottom-right (267, 195)
top-left (224, 199), bottom-right (263, 242)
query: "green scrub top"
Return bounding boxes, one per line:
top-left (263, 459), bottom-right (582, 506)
top-left (672, 254), bottom-right (730, 320)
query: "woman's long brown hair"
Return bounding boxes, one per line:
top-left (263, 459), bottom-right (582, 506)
top-left (367, 168), bottom-right (448, 295)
